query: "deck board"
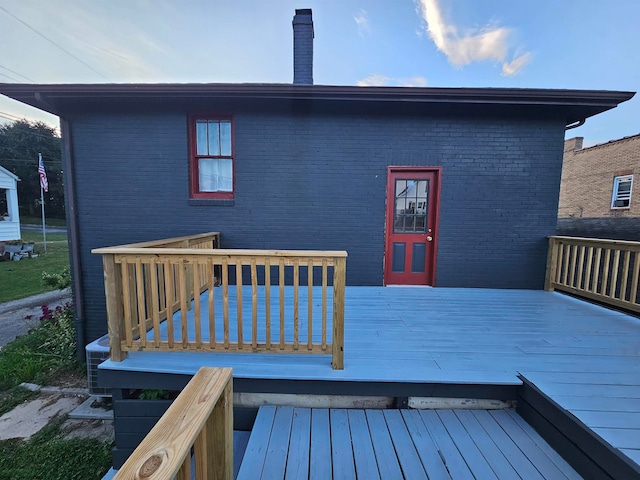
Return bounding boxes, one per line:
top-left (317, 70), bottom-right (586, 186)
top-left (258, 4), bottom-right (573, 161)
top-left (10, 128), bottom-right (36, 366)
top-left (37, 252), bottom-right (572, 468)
top-left (99, 287), bottom-right (640, 470)
top-left (239, 406), bottom-right (582, 479)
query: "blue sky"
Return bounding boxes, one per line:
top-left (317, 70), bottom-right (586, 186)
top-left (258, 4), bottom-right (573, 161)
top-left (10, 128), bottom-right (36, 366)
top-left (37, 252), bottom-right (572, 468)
top-left (0, 0), bottom-right (638, 146)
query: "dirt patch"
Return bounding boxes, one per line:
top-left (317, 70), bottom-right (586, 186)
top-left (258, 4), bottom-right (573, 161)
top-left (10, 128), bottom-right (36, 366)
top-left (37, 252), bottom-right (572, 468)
top-left (0, 393), bottom-right (84, 440)
top-left (61, 418), bottom-right (114, 443)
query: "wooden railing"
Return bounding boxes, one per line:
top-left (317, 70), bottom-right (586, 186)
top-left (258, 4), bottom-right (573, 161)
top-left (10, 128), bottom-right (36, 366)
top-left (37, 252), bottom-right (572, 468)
top-left (93, 233), bottom-right (346, 369)
top-left (114, 367), bottom-right (233, 480)
top-left (545, 236), bottom-right (640, 313)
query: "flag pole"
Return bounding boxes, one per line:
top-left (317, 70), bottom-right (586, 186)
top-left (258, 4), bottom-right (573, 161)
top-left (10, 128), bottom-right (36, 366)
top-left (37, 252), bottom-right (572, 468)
top-left (39, 153), bottom-right (47, 252)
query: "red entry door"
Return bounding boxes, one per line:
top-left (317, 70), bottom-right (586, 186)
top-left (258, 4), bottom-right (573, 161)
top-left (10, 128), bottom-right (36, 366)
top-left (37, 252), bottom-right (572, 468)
top-left (384, 168), bottom-right (440, 285)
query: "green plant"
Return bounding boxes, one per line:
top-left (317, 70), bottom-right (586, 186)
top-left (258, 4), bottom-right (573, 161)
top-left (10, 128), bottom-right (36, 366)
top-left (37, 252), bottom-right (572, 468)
top-left (42, 266), bottom-right (71, 290)
top-left (137, 389), bottom-right (170, 400)
top-left (4, 239), bottom-right (34, 245)
top-left (0, 304), bottom-right (78, 390)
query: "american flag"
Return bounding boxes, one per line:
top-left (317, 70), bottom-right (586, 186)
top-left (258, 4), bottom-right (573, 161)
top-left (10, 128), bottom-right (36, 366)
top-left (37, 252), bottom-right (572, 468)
top-left (38, 154), bottom-right (48, 192)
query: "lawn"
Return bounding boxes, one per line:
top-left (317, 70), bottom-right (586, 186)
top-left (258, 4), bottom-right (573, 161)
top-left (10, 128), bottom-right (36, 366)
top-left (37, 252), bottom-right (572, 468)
top-left (0, 305), bottom-right (112, 480)
top-left (19, 215), bottom-right (67, 227)
top-left (0, 231), bottom-right (69, 303)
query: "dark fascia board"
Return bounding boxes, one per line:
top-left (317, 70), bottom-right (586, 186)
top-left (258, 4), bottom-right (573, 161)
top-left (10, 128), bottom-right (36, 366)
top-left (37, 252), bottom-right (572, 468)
top-left (0, 82), bottom-right (635, 123)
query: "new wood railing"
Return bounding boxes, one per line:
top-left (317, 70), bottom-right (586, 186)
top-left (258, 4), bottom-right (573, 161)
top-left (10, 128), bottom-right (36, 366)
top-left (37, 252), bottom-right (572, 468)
top-left (114, 367), bottom-right (233, 480)
top-left (545, 236), bottom-right (640, 313)
top-left (93, 233), bottom-right (346, 369)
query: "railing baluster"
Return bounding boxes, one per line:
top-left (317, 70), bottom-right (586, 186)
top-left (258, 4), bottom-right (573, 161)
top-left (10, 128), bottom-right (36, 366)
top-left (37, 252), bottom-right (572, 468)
top-left (251, 259), bottom-right (258, 351)
top-left (609, 250), bottom-right (621, 299)
top-left (569, 244), bottom-right (578, 288)
top-left (149, 257), bottom-right (160, 347)
top-left (620, 250), bottom-right (631, 302)
top-left (584, 246), bottom-right (594, 292)
top-left (163, 259), bottom-right (175, 348)
top-left (602, 249), bottom-right (611, 296)
top-left (293, 258), bottom-right (299, 350)
top-left (308, 259), bottom-right (313, 351)
top-left (592, 247), bottom-right (602, 293)
top-left (561, 244), bottom-right (571, 285)
top-left (178, 258), bottom-right (189, 347)
top-left (576, 245), bottom-right (586, 290)
top-left (279, 259), bottom-right (285, 350)
top-left (322, 259), bottom-right (328, 351)
top-left (631, 252), bottom-right (640, 304)
top-left (120, 260), bottom-right (133, 348)
top-left (193, 260), bottom-right (202, 348)
top-left (134, 259), bottom-right (147, 346)
top-left (208, 259), bottom-right (215, 349)
top-left (222, 258), bottom-right (229, 349)
top-left (236, 262), bottom-right (244, 349)
top-left (265, 259), bottom-right (271, 351)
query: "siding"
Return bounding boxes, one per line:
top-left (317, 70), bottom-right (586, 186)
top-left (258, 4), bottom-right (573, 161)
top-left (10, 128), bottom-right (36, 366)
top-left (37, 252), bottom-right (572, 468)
top-left (69, 110), bottom-right (565, 341)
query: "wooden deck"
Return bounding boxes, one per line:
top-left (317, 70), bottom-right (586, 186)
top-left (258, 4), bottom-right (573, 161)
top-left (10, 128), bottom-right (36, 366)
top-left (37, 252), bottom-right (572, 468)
top-left (99, 287), bottom-right (640, 475)
top-left (237, 405), bottom-right (581, 479)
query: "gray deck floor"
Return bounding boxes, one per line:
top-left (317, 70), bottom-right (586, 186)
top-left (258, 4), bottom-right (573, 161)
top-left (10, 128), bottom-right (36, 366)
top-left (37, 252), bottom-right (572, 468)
top-left (99, 287), bottom-right (640, 469)
top-left (237, 405), bottom-right (582, 479)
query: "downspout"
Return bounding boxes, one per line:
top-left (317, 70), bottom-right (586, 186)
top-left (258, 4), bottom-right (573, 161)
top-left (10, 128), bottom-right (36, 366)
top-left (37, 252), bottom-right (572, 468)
top-left (565, 119), bottom-right (585, 130)
top-left (60, 118), bottom-right (85, 360)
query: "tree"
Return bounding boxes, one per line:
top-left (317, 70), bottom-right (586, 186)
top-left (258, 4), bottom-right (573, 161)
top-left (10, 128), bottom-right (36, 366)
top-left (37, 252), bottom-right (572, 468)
top-left (0, 120), bottom-right (64, 219)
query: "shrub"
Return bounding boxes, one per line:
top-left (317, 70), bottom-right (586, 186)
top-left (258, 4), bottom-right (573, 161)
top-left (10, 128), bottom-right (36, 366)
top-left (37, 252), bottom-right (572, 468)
top-left (42, 266), bottom-right (71, 290)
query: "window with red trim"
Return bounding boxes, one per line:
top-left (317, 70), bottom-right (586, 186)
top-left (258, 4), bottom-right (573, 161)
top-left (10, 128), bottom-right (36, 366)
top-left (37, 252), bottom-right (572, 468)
top-left (190, 117), bottom-right (234, 199)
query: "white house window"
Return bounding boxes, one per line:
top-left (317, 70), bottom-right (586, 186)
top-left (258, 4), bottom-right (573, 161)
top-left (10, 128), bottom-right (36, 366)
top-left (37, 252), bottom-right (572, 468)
top-left (611, 175), bottom-right (633, 209)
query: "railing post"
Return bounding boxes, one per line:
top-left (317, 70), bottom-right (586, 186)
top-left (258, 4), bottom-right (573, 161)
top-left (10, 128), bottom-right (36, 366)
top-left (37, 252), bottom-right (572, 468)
top-left (332, 256), bottom-right (345, 370)
top-left (102, 253), bottom-right (127, 361)
top-left (544, 237), bottom-right (559, 292)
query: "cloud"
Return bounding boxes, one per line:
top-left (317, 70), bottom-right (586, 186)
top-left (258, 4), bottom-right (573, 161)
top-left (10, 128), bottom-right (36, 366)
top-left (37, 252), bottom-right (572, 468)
top-left (415, 0), bottom-right (530, 75)
top-left (354, 9), bottom-right (370, 37)
top-left (358, 75), bottom-right (428, 87)
top-left (502, 52), bottom-right (532, 76)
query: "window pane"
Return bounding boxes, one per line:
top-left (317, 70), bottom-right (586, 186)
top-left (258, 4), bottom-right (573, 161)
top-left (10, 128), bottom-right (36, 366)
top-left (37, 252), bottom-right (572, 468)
top-left (199, 158), bottom-right (233, 192)
top-left (618, 180), bottom-right (632, 195)
top-left (196, 121), bottom-right (208, 155)
top-left (208, 121), bottom-right (220, 156)
top-left (217, 159), bottom-right (233, 191)
top-left (198, 158), bottom-right (217, 191)
top-left (220, 121), bottom-right (232, 156)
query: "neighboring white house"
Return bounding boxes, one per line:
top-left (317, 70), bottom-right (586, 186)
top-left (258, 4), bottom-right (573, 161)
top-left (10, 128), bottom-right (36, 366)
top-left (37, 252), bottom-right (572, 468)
top-left (0, 165), bottom-right (21, 241)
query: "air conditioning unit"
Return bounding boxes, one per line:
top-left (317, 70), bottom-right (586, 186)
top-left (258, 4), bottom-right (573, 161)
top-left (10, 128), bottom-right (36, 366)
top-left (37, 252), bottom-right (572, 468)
top-left (85, 334), bottom-right (110, 397)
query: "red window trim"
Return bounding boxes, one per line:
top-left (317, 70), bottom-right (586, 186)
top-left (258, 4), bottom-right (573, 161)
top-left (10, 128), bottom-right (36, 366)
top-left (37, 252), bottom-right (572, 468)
top-left (188, 115), bottom-right (235, 199)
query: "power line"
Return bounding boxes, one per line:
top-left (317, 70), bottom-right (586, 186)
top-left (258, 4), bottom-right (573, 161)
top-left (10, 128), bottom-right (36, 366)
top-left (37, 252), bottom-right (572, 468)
top-left (0, 64), bottom-right (35, 82)
top-left (0, 71), bottom-right (20, 82)
top-left (0, 5), bottom-right (109, 80)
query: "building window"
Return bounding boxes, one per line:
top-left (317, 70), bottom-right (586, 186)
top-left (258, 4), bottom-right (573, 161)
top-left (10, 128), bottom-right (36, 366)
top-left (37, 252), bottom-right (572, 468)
top-left (611, 175), bottom-right (633, 209)
top-left (190, 118), bottom-right (233, 199)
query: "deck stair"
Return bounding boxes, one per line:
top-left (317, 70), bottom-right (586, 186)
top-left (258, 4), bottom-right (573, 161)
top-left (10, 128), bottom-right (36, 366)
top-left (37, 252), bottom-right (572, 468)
top-left (236, 405), bottom-right (581, 479)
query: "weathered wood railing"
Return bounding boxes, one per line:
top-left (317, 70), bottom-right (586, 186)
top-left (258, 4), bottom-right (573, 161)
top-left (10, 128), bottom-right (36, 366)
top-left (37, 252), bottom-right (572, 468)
top-left (93, 233), bottom-right (346, 369)
top-left (545, 236), bottom-right (640, 313)
top-left (114, 367), bottom-right (233, 480)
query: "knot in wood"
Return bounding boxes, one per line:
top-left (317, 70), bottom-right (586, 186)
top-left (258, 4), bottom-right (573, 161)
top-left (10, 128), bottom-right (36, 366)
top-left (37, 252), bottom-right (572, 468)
top-left (138, 453), bottom-right (164, 478)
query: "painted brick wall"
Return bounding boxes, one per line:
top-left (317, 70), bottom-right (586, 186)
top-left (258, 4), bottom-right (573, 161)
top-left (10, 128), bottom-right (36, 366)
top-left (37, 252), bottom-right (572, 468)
top-left (69, 110), bottom-right (565, 341)
top-left (558, 134), bottom-right (640, 219)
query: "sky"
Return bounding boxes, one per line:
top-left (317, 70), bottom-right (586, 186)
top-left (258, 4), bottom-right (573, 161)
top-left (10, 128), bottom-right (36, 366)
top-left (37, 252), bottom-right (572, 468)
top-left (0, 0), bottom-right (638, 147)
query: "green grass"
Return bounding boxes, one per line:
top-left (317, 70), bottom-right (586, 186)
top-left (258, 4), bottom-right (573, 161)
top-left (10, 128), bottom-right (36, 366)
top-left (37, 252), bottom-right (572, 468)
top-left (0, 416), bottom-right (112, 480)
top-left (19, 215), bottom-right (67, 227)
top-left (0, 305), bottom-right (112, 480)
top-left (0, 232), bottom-right (69, 303)
top-left (0, 305), bottom-right (79, 390)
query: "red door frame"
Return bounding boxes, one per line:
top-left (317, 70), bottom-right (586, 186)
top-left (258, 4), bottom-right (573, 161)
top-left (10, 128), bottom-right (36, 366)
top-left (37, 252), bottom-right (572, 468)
top-left (384, 166), bottom-right (441, 286)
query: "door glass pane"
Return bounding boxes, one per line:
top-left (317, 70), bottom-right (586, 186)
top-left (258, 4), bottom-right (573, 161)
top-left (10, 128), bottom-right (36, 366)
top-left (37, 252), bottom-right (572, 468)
top-left (394, 178), bottom-right (429, 233)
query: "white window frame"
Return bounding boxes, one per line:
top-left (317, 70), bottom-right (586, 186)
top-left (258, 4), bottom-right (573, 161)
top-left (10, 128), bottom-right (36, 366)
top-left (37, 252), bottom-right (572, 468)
top-left (611, 175), bottom-right (633, 209)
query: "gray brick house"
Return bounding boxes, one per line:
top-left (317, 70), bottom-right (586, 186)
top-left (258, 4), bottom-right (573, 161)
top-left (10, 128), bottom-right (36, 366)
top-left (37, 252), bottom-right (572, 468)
top-left (0, 9), bottom-right (634, 346)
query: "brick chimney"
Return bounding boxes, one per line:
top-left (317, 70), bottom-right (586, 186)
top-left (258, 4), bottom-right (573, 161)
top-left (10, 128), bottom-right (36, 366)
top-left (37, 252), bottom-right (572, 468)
top-left (293, 9), bottom-right (314, 85)
top-left (564, 137), bottom-right (584, 153)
